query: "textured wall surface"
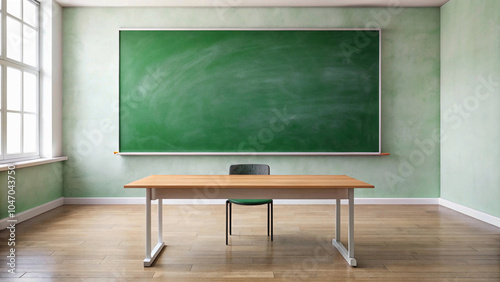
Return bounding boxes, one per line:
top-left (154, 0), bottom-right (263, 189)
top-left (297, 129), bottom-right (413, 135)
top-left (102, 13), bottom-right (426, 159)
top-left (441, 0), bottom-right (500, 217)
top-left (0, 163), bottom-right (63, 219)
top-left (62, 7), bottom-right (440, 199)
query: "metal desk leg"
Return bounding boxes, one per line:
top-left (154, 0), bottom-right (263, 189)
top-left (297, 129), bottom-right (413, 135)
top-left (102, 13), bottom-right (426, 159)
top-left (335, 198), bottom-right (341, 242)
top-left (144, 189), bottom-right (165, 267)
top-left (332, 189), bottom-right (357, 267)
top-left (158, 199), bottom-right (163, 244)
top-left (348, 189), bottom-right (355, 262)
top-left (145, 189), bottom-right (151, 263)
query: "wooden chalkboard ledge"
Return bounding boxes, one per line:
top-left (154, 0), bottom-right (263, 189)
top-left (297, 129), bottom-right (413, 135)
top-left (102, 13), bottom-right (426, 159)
top-left (114, 152), bottom-right (390, 156)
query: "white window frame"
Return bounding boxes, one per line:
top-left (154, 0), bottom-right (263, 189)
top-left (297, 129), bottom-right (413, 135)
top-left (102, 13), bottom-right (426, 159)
top-left (0, 0), bottom-right (40, 163)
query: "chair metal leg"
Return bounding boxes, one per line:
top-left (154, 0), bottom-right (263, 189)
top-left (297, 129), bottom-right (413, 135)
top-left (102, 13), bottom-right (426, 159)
top-left (227, 200), bottom-right (274, 244)
top-left (226, 200), bottom-right (229, 245)
top-left (271, 201), bottom-right (273, 241)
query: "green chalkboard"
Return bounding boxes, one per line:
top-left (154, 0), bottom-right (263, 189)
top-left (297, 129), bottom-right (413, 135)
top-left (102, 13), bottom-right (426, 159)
top-left (119, 29), bottom-right (380, 154)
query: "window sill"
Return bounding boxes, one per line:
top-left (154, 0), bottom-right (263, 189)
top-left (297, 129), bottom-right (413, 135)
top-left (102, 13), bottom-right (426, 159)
top-left (0, 156), bottom-right (68, 172)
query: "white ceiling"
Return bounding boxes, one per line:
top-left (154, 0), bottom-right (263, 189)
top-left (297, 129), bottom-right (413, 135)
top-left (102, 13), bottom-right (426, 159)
top-left (55, 0), bottom-right (450, 8)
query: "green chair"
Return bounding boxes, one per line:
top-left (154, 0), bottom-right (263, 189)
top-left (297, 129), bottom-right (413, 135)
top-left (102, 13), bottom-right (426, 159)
top-left (226, 164), bottom-right (273, 245)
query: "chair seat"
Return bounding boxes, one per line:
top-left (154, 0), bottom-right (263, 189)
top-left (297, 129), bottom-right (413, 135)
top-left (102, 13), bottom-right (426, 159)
top-left (228, 199), bottom-right (272, 205)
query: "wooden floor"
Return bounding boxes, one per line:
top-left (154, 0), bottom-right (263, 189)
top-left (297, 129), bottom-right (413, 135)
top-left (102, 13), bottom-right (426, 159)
top-left (1, 204), bottom-right (499, 281)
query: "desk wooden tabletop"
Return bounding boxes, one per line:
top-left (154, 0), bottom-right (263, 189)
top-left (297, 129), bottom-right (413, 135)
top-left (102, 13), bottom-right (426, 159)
top-left (124, 175), bottom-right (374, 189)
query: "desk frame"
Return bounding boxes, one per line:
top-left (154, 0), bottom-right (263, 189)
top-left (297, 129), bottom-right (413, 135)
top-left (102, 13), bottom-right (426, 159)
top-left (125, 175), bottom-right (373, 267)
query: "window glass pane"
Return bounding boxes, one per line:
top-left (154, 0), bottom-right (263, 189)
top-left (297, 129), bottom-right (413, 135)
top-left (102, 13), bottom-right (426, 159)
top-left (0, 68), bottom-right (2, 109)
top-left (23, 25), bottom-right (37, 67)
top-left (24, 72), bottom-right (37, 112)
top-left (0, 113), bottom-right (2, 156)
top-left (7, 113), bottom-right (21, 154)
top-left (0, 20), bottom-right (2, 56)
top-left (23, 114), bottom-right (37, 153)
top-left (7, 16), bottom-right (22, 62)
top-left (23, 0), bottom-right (38, 27)
top-left (0, 67), bottom-right (1, 155)
top-left (7, 0), bottom-right (21, 19)
top-left (7, 67), bottom-right (22, 111)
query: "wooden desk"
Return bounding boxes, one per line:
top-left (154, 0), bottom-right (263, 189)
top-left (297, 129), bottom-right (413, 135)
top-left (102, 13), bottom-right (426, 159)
top-left (124, 175), bottom-right (374, 267)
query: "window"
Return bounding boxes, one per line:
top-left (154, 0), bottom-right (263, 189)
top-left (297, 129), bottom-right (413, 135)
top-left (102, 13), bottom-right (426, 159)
top-left (1, 0), bottom-right (39, 162)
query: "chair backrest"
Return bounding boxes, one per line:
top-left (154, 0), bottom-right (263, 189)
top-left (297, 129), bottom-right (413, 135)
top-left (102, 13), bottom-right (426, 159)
top-left (229, 164), bottom-right (270, 175)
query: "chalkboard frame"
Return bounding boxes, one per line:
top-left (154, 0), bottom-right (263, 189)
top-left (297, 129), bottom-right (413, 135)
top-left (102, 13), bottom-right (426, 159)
top-left (118, 28), bottom-right (382, 156)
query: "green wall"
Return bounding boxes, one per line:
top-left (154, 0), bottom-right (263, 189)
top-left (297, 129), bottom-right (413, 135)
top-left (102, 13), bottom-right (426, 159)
top-left (1, 163), bottom-right (63, 219)
top-left (441, 0), bottom-right (500, 217)
top-left (62, 7), bottom-right (440, 199)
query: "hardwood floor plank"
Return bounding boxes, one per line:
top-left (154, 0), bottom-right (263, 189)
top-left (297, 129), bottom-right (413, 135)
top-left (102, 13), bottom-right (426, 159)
top-left (153, 270), bottom-right (275, 279)
top-left (20, 271), bottom-right (156, 278)
top-left (0, 272), bottom-right (25, 278)
top-left (385, 264), bottom-right (500, 273)
top-left (0, 204), bottom-right (498, 281)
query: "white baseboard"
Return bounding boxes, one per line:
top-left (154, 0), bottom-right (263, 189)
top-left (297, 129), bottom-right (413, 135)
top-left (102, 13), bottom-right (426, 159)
top-left (353, 198), bottom-right (439, 205)
top-left (64, 197), bottom-right (260, 205)
top-left (439, 198), bottom-right (500, 228)
top-left (0, 197), bottom-right (64, 230)
top-left (64, 197), bottom-right (148, 205)
top-left (275, 198), bottom-right (439, 205)
top-left (63, 197), bottom-right (438, 205)
top-left (63, 197), bottom-right (227, 205)
top-left (2, 197), bottom-right (497, 230)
